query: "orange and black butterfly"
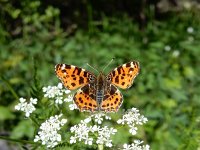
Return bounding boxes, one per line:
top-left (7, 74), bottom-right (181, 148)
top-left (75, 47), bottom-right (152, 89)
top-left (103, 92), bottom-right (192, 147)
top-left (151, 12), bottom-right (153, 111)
top-left (55, 61), bottom-right (140, 112)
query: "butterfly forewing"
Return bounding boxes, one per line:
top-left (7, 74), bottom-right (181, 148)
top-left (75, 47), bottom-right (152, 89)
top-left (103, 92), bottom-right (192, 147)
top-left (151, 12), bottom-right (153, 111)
top-left (55, 64), bottom-right (96, 90)
top-left (107, 61), bottom-right (140, 89)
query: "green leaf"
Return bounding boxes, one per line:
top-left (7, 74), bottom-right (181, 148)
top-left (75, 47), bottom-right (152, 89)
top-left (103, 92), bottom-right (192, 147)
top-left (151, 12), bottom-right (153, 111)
top-left (0, 106), bottom-right (15, 120)
top-left (11, 120), bottom-right (35, 139)
top-left (161, 99), bottom-right (177, 109)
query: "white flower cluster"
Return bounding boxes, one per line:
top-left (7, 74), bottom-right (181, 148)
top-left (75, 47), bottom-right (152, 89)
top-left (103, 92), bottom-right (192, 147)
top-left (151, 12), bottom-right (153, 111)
top-left (34, 114), bottom-right (67, 148)
top-left (15, 97), bottom-right (37, 117)
top-left (95, 125), bottom-right (117, 147)
top-left (70, 120), bottom-right (93, 145)
top-left (65, 94), bottom-right (78, 110)
top-left (90, 112), bottom-right (111, 124)
top-left (43, 83), bottom-right (71, 104)
top-left (117, 108), bottom-right (148, 135)
top-left (123, 140), bottom-right (150, 150)
top-left (70, 113), bottom-right (116, 147)
top-left (15, 82), bottom-right (150, 149)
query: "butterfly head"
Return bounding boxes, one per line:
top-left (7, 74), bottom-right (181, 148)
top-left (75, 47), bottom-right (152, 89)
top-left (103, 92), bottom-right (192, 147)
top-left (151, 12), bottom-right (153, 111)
top-left (97, 72), bottom-right (105, 84)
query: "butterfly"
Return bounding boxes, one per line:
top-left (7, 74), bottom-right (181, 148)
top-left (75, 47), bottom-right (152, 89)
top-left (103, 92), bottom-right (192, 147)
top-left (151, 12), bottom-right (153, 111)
top-left (55, 61), bottom-right (140, 112)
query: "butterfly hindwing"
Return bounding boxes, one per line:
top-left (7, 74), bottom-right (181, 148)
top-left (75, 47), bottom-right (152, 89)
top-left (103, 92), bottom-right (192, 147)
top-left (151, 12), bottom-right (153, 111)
top-left (101, 85), bottom-right (123, 112)
top-left (55, 64), bottom-right (96, 90)
top-left (107, 61), bottom-right (140, 89)
top-left (74, 85), bottom-right (98, 112)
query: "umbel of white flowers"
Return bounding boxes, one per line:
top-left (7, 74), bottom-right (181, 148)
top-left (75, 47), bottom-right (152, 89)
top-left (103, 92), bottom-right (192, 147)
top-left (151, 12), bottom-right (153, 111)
top-left (15, 97), bottom-right (37, 117)
top-left (34, 114), bottom-right (67, 148)
top-left (70, 113), bottom-right (116, 147)
top-left (15, 83), bottom-right (150, 149)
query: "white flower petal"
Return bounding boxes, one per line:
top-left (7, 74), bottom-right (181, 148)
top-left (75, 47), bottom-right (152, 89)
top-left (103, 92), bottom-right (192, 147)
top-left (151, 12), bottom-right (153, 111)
top-left (64, 95), bottom-right (73, 102)
top-left (57, 83), bottom-right (63, 89)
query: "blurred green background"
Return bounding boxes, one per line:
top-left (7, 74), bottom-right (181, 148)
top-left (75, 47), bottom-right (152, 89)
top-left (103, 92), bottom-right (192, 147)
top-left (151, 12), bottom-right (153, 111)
top-left (0, 0), bottom-right (200, 149)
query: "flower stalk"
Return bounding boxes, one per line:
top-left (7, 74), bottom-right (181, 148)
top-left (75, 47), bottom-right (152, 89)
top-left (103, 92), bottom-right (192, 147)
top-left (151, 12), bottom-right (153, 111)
top-left (98, 144), bottom-right (104, 150)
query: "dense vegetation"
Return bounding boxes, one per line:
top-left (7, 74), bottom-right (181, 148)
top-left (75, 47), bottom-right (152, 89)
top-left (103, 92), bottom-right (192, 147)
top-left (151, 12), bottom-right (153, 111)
top-left (0, 0), bottom-right (200, 149)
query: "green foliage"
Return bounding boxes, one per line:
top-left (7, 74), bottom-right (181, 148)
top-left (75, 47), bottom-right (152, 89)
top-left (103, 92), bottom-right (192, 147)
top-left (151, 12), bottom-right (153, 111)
top-left (0, 106), bottom-right (15, 120)
top-left (11, 120), bottom-right (34, 139)
top-left (0, 0), bottom-right (60, 41)
top-left (1, 1), bottom-right (200, 149)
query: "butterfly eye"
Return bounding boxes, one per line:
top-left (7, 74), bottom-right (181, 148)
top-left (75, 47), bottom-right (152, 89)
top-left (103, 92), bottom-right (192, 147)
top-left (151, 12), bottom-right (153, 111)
top-left (106, 75), bottom-right (111, 81)
top-left (89, 75), bottom-right (95, 82)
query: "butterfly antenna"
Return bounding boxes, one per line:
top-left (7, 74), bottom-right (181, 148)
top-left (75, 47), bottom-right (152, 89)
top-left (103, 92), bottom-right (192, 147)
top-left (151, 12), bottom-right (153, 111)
top-left (87, 63), bottom-right (99, 73)
top-left (102, 58), bottom-right (115, 72)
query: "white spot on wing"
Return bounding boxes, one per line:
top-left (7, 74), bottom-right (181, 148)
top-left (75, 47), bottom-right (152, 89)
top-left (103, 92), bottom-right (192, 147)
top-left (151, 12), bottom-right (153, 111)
top-left (130, 62), bottom-right (134, 67)
top-left (71, 65), bottom-right (75, 68)
top-left (55, 65), bottom-right (58, 71)
top-left (61, 64), bottom-right (66, 70)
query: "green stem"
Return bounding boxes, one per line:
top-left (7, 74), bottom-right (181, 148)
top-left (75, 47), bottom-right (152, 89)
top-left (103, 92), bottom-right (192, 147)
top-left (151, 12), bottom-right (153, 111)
top-left (29, 116), bottom-right (40, 127)
top-left (0, 136), bottom-right (35, 144)
top-left (98, 144), bottom-right (103, 150)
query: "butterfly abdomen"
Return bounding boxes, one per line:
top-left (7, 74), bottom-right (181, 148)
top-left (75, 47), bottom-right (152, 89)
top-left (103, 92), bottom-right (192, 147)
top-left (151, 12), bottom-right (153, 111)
top-left (96, 90), bottom-right (104, 104)
top-left (96, 73), bottom-right (105, 108)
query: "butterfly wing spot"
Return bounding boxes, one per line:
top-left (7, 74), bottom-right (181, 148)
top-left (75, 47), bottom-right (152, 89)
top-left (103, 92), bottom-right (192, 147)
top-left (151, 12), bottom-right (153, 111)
top-left (79, 77), bottom-right (84, 84)
top-left (108, 61), bottom-right (140, 89)
top-left (78, 97), bottom-right (83, 103)
top-left (71, 83), bottom-right (76, 87)
top-left (61, 64), bottom-right (66, 70)
top-left (55, 64), bottom-right (96, 90)
top-left (115, 76), bottom-right (119, 84)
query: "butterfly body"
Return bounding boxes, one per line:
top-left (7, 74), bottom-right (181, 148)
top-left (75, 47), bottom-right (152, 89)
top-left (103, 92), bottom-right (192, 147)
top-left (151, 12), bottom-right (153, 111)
top-left (55, 61), bottom-right (140, 112)
top-left (96, 72), bottom-right (105, 109)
